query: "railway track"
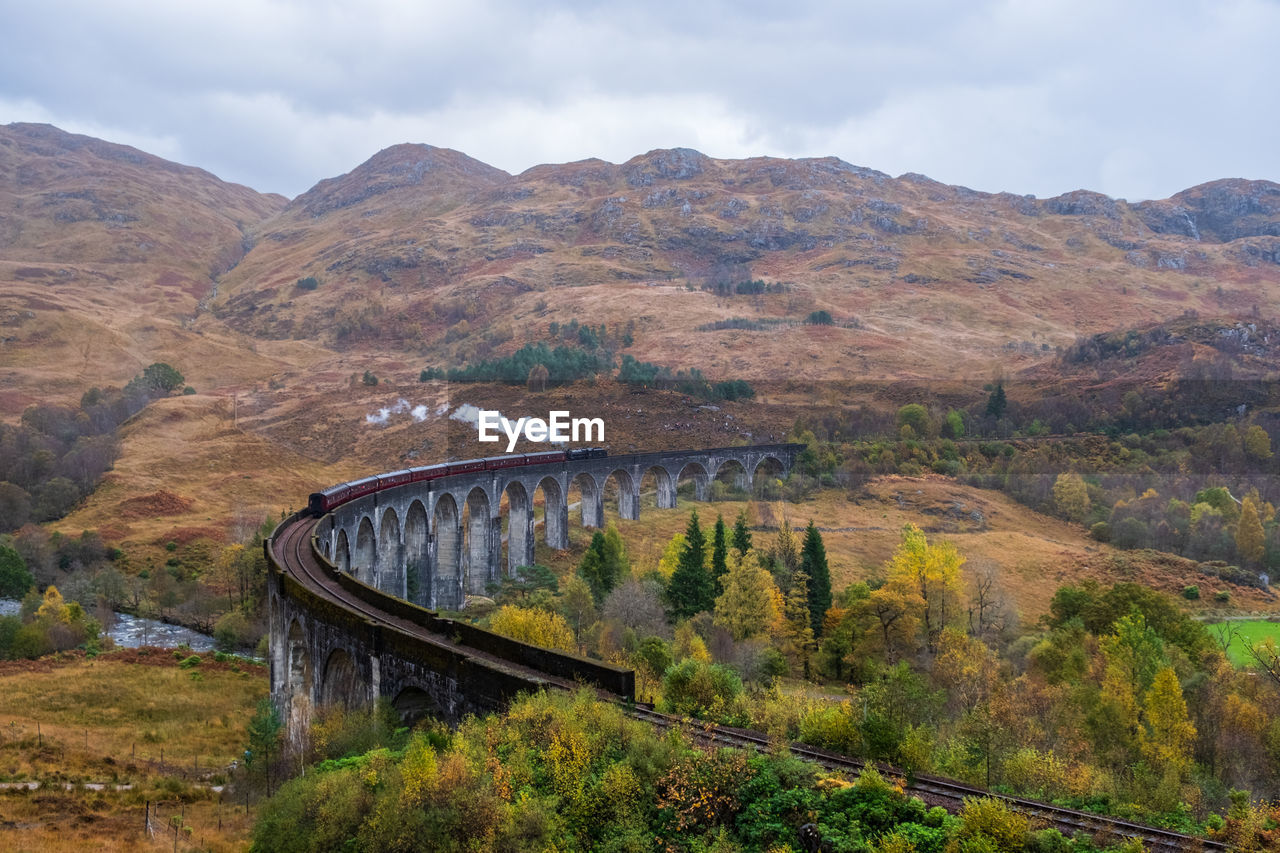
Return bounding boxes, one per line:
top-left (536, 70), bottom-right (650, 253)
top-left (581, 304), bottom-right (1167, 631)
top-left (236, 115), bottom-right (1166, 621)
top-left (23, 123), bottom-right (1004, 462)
top-left (272, 513), bottom-right (584, 694)
top-left (625, 708), bottom-right (1232, 852)
top-left (273, 512), bottom-right (1233, 853)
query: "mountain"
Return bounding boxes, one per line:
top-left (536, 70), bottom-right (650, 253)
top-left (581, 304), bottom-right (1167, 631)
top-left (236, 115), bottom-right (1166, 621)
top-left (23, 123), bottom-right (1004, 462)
top-left (3, 125), bottom-right (1280, 550)
top-left (212, 144), bottom-right (1280, 382)
top-left (0, 123), bottom-right (287, 408)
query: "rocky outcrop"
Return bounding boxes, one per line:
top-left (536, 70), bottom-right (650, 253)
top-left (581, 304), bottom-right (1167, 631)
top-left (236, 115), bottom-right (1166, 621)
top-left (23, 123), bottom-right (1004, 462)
top-left (1168, 179), bottom-right (1280, 242)
top-left (291, 143), bottom-right (509, 217)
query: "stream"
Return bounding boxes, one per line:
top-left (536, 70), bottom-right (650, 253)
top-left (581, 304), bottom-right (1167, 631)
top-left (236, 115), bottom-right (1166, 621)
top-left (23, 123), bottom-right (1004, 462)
top-left (0, 599), bottom-right (216, 651)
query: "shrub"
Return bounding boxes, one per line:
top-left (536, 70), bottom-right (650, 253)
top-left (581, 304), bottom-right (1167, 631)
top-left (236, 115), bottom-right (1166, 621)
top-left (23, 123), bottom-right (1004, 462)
top-left (1215, 590), bottom-right (1230, 603)
top-left (213, 610), bottom-right (253, 652)
top-left (0, 543), bottom-right (34, 598)
top-left (956, 797), bottom-right (1030, 849)
top-left (660, 659), bottom-right (746, 724)
top-left (295, 276), bottom-right (319, 290)
top-left (805, 309), bottom-right (834, 325)
top-left (798, 702), bottom-right (860, 755)
top-left (361, 370), bottom-right (378, 386)
top-left (1183, 585), bottom-right (1200, 600)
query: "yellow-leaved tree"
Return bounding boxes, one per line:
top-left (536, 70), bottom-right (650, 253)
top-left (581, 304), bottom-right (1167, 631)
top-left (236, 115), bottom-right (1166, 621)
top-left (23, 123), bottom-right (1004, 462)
top-left (1140, 665), bottom-right (1197, 807)
top-left (712, 549), bottom-right (783, 641)
top-left (884, 524), bottom-right (964, 651)
top-left (656, 533), bottom-right (685, 579)
top-left (1236, 496), bottom-right (1266, 566)
top-left (1052, 472), bottom-right (1091, 523)
top-left (488, 605), bottom-right (575, 652)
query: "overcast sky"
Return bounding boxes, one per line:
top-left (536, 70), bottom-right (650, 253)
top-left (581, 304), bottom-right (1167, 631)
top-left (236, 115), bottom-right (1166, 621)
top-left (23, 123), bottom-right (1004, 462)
top-left (2, 0), bottom-right (1276, 201)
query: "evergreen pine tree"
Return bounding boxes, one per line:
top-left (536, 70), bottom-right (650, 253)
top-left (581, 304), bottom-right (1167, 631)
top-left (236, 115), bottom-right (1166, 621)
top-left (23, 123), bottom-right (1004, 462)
top-left (985, 383), bottom-right (1007, 419)
top-left (801, 520), bottom-right (832, 637)
top-left (602, 522), bottom-right (630, 583)
top-left (711, 514), bottom-right (729, 595)
top-left (732, 509), bottom-right (752, 554)
top-left (668, 510), bottom-right (713, 619)
top-left (577, 531), bottom-right (616, 602)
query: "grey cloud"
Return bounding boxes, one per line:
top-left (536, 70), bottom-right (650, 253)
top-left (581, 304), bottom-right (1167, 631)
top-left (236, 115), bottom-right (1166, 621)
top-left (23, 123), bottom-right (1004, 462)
top-left (0, 0), bottom-right (1275, 201)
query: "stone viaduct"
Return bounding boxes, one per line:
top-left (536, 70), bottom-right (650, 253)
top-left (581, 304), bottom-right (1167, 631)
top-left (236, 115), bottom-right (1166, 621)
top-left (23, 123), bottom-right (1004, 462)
top-left (312, 444), bottom-right (798, 610)
top-left (267, 444), bottom-right (802, 736)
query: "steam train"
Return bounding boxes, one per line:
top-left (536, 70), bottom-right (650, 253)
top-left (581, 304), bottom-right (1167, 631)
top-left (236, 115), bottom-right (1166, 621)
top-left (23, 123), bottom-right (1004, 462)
top-left (306, 447), bottom-right (608, 516)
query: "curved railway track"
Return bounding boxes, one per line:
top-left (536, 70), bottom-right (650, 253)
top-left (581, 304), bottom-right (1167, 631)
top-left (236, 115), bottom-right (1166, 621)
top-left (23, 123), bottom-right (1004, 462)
top-left (273, 512), bottom-right (1233, 852)
top-left (272, 511), bottom-right (583, 694)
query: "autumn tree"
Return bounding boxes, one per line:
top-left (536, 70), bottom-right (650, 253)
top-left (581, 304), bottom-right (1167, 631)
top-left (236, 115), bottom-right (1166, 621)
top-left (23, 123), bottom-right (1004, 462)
top-left (668, 511), bottom-right (713, 619)
top-left (1244, 424), bottom-right (1273, 461)
top-left (800, 521), bottom-right (831, 637)
top-left (1140, 666), bottom-right (1196, 808)
top-left (1052, 472), bottom-right (1091, 523)
top-left (863, 585), bottom-right (923, 663)
top-left (558, 575), bottom-right (597, 652)
top-left (1236, 495), bottom-right (1265, 565)
top-left (489, 605), bottom-right (575, 652)
top-left (656, 532), bottom-right (685, 579)
top-left (884, 524), bottom-right (964, 651)
top-left (781, 568), bottom-right (816, 677)
top-left (713, 549), bottom-right (783, 641)
top-left (526, 363), bottom-right (549, 392)
top-left (774, 518), bottom-right (798, 576)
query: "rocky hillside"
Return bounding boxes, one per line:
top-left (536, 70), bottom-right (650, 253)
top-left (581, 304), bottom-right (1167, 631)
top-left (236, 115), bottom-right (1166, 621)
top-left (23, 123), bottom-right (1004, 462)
top-left (208, 144), bottom-right (1280, 382)
top-left (0, 123), bottom-right (287, 408)
top-left (2, 123), bottom-right (1278, 556)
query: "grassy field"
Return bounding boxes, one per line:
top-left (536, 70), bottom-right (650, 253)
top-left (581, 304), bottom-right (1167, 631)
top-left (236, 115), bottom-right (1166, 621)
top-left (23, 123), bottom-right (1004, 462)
top-left (519, 475), bottom-right (1276, 621)
top-left (1211, 619), bottom-right (1280, 666)
top-left (0, 649), bottom-right (267, 852)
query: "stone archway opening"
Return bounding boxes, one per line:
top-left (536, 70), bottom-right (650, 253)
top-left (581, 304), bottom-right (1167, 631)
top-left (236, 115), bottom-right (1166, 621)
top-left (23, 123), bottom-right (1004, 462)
top-left (392, 686), bottom-right (446, 727)
top-left (602, 468), bottom-right (638, 522)
top-left (461, 487), bottom-right (493, 596)
top-left (639, 466), bottom-right (677, 511)
top-left (711, 459), bottom-right (750, 501)
top-left (378, 508), bottom-right (403, 597)
top-left (567, 472), bottom-right (600, 534)
top-left (404, 500), bottom-right (429, 606)
top-left (285, 619), bottom-right (313, 746)
top-left (676, 462), bottom-right (709, 504)
top-left (335, 529), bottom-right (351, 573)
top-left (535, 476), bottom-right (567, 554)
top-left (320, 648), bottom-right (361, 710)
top-left (752, 456), bottom-right (786, 499)
top-left (354, 516), bottom-right (377, 584)
top-left (501, 481), bottom-right (533, 577)
top-left (433, 494), bottom-right (461, 610)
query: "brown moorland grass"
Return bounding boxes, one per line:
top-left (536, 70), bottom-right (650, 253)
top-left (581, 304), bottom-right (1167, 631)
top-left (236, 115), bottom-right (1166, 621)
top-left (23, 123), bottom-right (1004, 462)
top-left (530, 477), bottom-right (1277, 621)
top-left (0, 650), bottom-right (266, 853)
